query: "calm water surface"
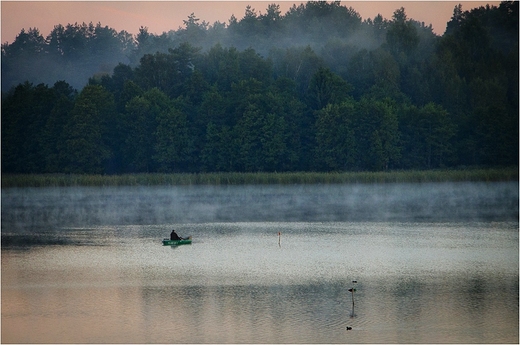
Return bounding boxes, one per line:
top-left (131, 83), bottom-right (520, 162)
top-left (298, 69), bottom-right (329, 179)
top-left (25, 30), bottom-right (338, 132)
top-left (2, 182), bottom-right (518, 343)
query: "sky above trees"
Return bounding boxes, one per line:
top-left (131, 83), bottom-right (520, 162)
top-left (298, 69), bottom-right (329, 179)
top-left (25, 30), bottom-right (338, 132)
top-left (2, 0), bottom-right (500, 44)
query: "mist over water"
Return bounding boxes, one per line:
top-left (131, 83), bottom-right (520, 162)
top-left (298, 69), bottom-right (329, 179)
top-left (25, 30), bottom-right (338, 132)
top-left (1, 182), bottom-right (518, 343)
top-left (2, 182), bottom-right (518, 235)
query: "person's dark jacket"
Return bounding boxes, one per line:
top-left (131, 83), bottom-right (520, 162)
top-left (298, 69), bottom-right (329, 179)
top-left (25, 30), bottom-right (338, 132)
top-left (170, 230), bottom-right (181, 240)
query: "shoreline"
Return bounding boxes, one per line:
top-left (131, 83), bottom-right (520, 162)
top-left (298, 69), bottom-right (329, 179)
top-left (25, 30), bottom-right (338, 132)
top-left (2, 167), bottom-right (518, 188)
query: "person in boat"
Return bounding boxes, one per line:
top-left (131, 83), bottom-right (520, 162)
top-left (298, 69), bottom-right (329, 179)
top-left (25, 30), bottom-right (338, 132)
top-left (170, 230), bottom-right (183, 241)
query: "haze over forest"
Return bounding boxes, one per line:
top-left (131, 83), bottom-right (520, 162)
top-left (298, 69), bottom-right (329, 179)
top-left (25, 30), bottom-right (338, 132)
top-left (2, 1), bottom-right (518, 174)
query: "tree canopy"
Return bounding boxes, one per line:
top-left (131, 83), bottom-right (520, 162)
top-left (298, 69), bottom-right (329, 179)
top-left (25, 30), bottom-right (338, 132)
top-left (2, 1), bottom-right (518, 174)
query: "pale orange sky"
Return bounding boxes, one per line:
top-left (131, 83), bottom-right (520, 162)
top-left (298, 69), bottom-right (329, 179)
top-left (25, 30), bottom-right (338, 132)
top-left (1, 1), bottom-right (500, 44)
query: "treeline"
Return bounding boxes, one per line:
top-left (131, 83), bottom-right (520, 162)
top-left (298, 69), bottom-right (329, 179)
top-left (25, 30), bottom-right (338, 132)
top-left (1, 2), bottom-right (397, 90)
top-left (2, 1), bottom-right (518, 174)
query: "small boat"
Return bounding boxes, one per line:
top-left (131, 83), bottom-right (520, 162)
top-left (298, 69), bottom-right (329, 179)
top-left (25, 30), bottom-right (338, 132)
top-left (162, 236), bottom-right (192, 246)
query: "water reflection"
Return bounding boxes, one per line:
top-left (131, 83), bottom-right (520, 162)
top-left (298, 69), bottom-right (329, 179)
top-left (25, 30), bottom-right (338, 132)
top-left (3, 268), bottom-right (516, 343)
top-left (3, 227), bottom-right (518, 344)
top-left (1, 183), bottom-right (518, 343)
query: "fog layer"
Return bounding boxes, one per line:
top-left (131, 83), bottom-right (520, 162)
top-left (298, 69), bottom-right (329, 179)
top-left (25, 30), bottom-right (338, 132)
top-left (2, 182), bottom-right (517, 234)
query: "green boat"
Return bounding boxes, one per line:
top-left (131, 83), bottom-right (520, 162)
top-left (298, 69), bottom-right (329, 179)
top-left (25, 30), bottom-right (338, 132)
top-left (162, 236), bottom-right (192, 246)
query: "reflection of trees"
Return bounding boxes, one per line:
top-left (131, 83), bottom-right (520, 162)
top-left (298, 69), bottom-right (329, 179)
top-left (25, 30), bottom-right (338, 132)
top-left (138, 281), bottom-right (354, 343)
top-left (392, 278), bottom-right (425, 322)
top-left (136, 273), bottom-right (518, 342)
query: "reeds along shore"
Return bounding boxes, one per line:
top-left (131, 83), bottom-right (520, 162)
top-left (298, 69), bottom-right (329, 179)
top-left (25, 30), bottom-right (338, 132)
top-left (1, 168), bottom-right (518, 188)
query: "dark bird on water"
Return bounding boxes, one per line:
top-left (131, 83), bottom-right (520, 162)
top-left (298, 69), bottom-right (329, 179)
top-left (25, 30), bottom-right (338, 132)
top-left (346, 326), bottom-right (352, 330)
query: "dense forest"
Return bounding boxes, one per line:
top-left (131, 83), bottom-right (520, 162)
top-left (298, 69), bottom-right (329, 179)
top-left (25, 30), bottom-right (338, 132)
top-left (2, 1), bottom-right (518, 174)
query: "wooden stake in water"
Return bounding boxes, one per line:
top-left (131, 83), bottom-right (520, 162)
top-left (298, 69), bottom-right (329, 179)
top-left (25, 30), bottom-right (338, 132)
top-left (278, 232), bottom-right (281, 246)
top-left (348, 288), bottom-right (356, 307)
top-left (348, 285), bottom-right (357, 317)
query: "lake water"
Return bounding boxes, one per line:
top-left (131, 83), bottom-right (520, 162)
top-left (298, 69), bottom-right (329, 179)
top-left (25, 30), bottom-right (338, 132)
top-left (2, 182), bottom-right (518, 343)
